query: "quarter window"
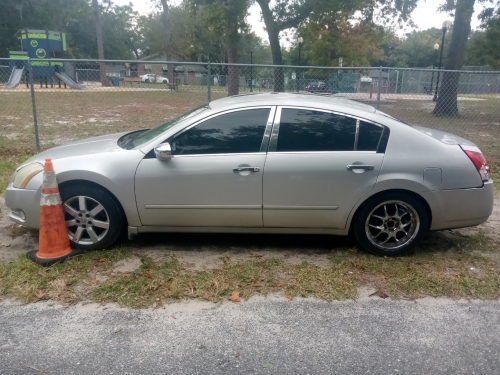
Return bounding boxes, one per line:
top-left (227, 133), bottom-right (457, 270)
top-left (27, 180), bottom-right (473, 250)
top-left (276, 109), bottom-right (356, 152)
top-left (357, 121), bottom-right (384, 151)
top-left (171, 108), bottom-right (270, 155)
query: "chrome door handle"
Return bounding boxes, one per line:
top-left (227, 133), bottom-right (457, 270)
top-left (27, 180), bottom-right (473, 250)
top-left (233, 167), bottom-right (260, 173)
top-left (346, 165), bottom-right (374, 171)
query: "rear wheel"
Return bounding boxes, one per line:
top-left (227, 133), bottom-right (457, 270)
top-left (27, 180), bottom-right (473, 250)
top-left (60, 185), bottom-right (124, 250)
top-left (353, 192), bottom-right (429, 256)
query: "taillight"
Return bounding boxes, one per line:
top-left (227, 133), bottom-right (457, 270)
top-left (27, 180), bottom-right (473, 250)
top-left (464, 149), bottom-right (490, 182)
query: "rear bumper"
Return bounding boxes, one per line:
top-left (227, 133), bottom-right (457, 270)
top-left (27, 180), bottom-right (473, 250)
top-left (421, 180), bottom-right (495, 231)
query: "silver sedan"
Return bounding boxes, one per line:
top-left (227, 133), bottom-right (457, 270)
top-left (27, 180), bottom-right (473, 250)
top-left (6, 93), bottom-right (494, 256)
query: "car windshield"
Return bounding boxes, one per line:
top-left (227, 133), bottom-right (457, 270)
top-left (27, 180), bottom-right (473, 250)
top-left (122, 105), bottom-right (209, 149)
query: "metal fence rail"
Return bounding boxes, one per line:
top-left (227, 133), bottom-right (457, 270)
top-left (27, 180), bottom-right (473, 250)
top-left (1, 58), bottom-right (499, 165)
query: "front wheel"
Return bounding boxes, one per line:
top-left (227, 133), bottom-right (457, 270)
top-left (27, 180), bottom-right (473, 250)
top-left (353, 193), bottom-right (429, 256)
top-left (60, 185), bottom-right (124, 250)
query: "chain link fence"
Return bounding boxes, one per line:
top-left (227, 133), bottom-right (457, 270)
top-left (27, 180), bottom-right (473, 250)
top-left (1, 58), bottom-right (499, 165)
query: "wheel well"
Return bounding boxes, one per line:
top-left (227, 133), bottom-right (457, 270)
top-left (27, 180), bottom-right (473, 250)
top-left (350, 189), bottom-right (432, 233)
top-left (58, 180), bottom-right (128, 226)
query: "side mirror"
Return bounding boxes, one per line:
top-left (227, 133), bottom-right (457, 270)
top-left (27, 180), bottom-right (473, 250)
top-left (154, 142), bottom-right (172, 161)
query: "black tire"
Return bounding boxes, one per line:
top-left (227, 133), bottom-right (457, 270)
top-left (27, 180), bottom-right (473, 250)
top-left (353, 192), bottom-right (429, 256)
top-left (60, 185), bottom-right (124, 251)
top-left (144, 79), bottom-right (150, 83)
top-left (163, 79), bottom-right (168, 84)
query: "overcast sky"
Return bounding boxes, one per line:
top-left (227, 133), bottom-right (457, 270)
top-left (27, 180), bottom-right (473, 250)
top-left (112, 0), bottom-right (485, 43)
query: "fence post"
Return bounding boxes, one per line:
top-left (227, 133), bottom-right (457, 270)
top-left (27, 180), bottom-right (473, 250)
top-left (207, 61), bottom-right (211, 103)
top-left (401, 70), bottom-right (405, 94)
top-left (377, 66), bottom-right (382, 109)
top-left (28, 59), bottom-right (40, 152)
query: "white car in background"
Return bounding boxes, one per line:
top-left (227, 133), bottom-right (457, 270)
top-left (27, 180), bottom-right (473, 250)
top-left (140, 74), bottom-right (169, 84)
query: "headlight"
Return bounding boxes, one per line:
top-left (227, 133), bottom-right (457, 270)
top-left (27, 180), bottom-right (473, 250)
top-left (12, 163), bottom-right (44, 189)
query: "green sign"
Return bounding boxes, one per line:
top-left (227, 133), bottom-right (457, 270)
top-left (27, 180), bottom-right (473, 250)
top-left (28, 33), bottom-right (46, 39)
top-left (31, 61), bottom-right (63, 66)
top-left (30, 40), bottom-right (38, 47)
top-left (36, 48), bottom-right (47, 58)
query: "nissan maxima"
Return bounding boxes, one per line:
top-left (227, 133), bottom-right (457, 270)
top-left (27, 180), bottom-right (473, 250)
top-left (6, 93), bottom-right (494, 256)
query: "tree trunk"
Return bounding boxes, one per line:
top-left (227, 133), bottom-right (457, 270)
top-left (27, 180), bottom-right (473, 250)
top-left (92, 0), bottom-right (107, 87)
top-left (160, 0), bottom-right (174, 84)
top-left (227, 46), bottom-right (239, 96)
top-left (256, 0), bottom-right (285, 92)
top-left (226, 7), bottom-right (239, 96)
top-left (433, 0), bottom-right (475, 116)
top-left (268, 28), bottom-right (285, 92)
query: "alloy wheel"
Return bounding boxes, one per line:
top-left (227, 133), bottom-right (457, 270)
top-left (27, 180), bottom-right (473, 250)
top-left (365, 200), bottom-right (420, 251)
top-left (63, 195), bottom-right (110, 245)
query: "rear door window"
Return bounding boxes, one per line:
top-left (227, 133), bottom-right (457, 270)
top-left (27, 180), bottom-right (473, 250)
top-left (276, 108), bottom-right (356, 152)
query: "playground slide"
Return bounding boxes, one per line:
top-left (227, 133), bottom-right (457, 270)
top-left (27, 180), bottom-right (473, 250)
top-left (4, 67), bottom-right (24, 89)
top-left (54, 72), bottom-right (85, 90)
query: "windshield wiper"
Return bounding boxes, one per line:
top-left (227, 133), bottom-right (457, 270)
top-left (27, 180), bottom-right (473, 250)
top-left (118, 130), bottom-right (149, 150)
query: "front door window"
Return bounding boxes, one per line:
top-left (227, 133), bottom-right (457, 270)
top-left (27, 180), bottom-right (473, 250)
top-left (171, 108), bottom-right (271, 155)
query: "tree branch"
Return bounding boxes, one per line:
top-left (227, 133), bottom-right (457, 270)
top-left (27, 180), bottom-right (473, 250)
top-left (276, 3), bottom-right (314, 32)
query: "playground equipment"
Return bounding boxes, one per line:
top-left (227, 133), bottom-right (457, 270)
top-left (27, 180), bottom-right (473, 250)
top-left (54, 72), bottom-right (85, 90)
top-left (4, 29), bottom-right (84, 90)
top-left (4, 67), bottom-right (25, 89)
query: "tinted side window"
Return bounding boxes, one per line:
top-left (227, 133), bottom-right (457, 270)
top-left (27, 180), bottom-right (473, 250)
top-left (171, 108), bottom-right (270, 155)
top-left (357, 121), bottom-right (384, 151)
top-left (277, 109), bottom-right (356, 152)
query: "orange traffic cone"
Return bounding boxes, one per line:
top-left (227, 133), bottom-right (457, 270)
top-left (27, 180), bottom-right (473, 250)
top-left (27, 159), bottom-right (83, 266)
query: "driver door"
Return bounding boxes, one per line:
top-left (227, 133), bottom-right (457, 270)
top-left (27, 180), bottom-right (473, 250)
top-left (134, 107), bottom-right (274, 228)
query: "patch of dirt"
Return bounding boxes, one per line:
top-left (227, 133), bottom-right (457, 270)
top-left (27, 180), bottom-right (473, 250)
top-left (138, 247), bottom-right (334, 270)
top-left (111, 257), bottom-right (142, 273)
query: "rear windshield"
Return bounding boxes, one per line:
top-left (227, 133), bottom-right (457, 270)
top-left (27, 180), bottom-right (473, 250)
top-left (375, 110), bottom-right (411, 126)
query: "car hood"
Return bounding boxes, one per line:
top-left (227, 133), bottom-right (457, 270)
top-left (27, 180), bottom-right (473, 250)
top-left (19, 132), bottom-right (131, 168)
top-left (413, 126), bottom-right (477, 146)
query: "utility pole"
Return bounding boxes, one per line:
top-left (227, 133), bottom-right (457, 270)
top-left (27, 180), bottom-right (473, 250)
top-left (160, 0), bottom-right (174, 84)
top-left (92, 0), bottom-right (107, 87)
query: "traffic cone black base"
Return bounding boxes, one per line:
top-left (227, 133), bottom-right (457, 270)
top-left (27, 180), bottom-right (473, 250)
top-left (26, 248), bottom-right (84, 267)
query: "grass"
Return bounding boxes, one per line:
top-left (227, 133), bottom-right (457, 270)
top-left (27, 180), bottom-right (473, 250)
top-left (0, 231), bottom-right (499, 308)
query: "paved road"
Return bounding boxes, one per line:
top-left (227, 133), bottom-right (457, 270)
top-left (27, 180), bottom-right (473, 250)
top-left (1, 297), bottom-right (499, 374)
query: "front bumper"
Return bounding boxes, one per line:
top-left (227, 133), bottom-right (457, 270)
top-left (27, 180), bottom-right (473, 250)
top-left (5, 181), bottom-right (42, 229)
top-left (421, 180), bottom-right (495, 231)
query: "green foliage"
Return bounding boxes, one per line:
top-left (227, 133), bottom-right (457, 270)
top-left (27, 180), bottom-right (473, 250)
top-left (0, 0), bottom-right (141, 59)
top-left (483, 16), bottom-right (500, 69)
top-left (298, 21), bottom-right (388, 67)
top-left (380, 28), bottom-right (452, 68)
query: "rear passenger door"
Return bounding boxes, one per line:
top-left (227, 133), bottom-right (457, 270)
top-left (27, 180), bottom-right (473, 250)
top-left (263, 107), bottom-right (388, 229)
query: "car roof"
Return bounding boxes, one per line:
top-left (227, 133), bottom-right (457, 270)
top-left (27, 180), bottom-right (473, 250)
top-left (209, 93), bottom-right (376, 114)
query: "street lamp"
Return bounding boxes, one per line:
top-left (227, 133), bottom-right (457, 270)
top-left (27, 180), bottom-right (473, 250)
top-left (430, 43), bottom-right (439, 94)
top-left (297, 37), bottom-right (303, 92)
top-left (433, 20), bottom-right (452, 101)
